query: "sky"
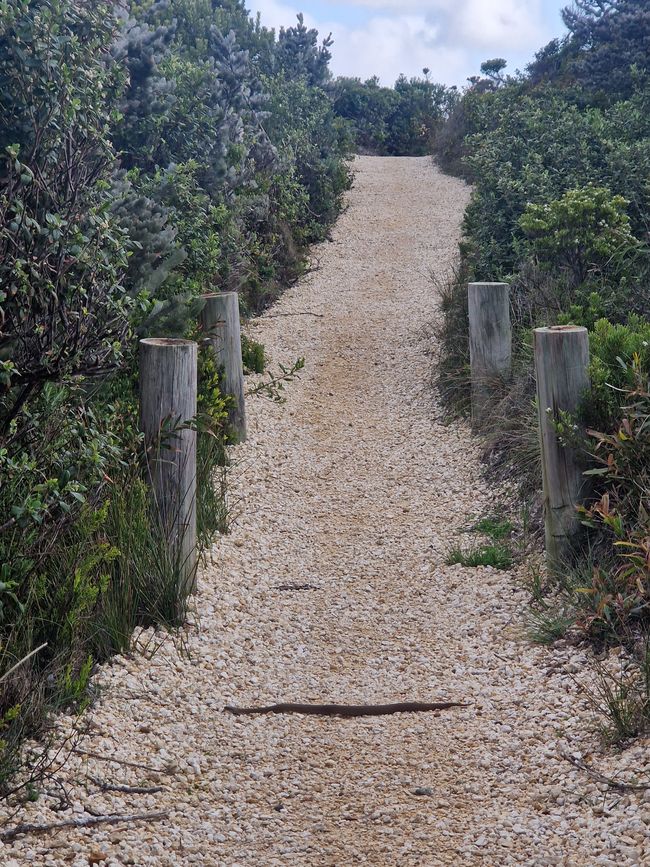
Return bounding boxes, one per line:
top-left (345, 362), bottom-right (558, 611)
top-left (245, 0), bottom-right (570, 87)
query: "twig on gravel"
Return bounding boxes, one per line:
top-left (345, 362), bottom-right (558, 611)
top-left (0, 810), bottom-right (169, 842)
top-left (43, 779), bottom-right (74, 812)
top-left (224, 701), bottom-right (468, 717)
top-left (88, 775), bottom-right (164, 795)
top-left (72, 749), bottom-right (168, 775)
top-left (560, 751), bottom-right (650, 792)
top-left (263, 311), bottom-right (324, 319)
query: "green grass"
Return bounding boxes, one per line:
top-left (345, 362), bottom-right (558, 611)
top-left (586, 646), bottom-right (650, 744)
top-left (450, 512), bottom-right (516, 569)
top-left (445, 543), bottom-right (513, 570)
top-left (470, 516), bottom-right (514, 540)
top-left (526, 607), bottom-right (574, 644)
top-left (197, 428), bottom-right (229, 551)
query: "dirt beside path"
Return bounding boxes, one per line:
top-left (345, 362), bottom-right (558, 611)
top-left (2, 157), bottom-right (650, 867)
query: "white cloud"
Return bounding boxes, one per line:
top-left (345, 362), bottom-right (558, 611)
top-left (329, 0), bottom-right (454, 9)
top-left (451, 0), bottom-right (543, 50)
top-left (246, 0), bottom-right (552, 86)
top-left (327, 15), bottom-right (467, 86)
top-left (247, 0), bottom-right (325, 33)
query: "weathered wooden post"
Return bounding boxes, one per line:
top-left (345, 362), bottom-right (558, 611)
top-left (200, 292), bottom-right (247, 442)
top-left (468, 282), bottom-right (512, 429)
top-left (139, 338), bottom-right (198, 605)
top-left (534, 326), bottom-right (590, 571)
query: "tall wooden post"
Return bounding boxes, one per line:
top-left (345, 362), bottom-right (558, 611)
top-left (139, 338), bottom-right (198, 605)
top-left (200, 292), bottom-right (247, 442)
top-left (468, 282), bottom-right (512, 429)
top-left (534, 326), bottom-right (590, 571)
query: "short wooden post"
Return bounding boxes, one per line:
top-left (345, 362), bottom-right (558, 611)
top-left (468, 282), bottom-right (512, 429)
top-left (139, 338), bottom-right (198, 604)
top-left (534, 326), bottom-right (590, 570)
top-left (200, 292), bottom-right (246, 442)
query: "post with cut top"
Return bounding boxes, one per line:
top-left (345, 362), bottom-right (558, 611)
top-left (200, 292), bottom-right (247, 442)
top-left (139, 337), bottom-right (198, 611)
top-left (534, 325), bottom-right (590, 571)
top-left (468, 282), bottom-right (512, 429)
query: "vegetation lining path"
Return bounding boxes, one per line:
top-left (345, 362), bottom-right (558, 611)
top-left (2, 157), bottom-right (648, 866)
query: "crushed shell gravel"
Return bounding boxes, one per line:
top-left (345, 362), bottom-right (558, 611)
top-left (2, 156), bottom-right (650, 867)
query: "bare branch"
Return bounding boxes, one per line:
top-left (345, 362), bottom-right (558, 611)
top-left (0, 811), bottom-right (169, 843)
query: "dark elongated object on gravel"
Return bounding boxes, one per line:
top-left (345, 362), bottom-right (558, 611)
top-left (224, 701), bottom-right (466, 717)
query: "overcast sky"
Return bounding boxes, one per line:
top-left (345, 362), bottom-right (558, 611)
top-left (246, 0), bottom-right (569, 87)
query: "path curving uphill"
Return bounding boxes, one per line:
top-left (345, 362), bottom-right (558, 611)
top-left (3, 157), bottom-right (649, 866)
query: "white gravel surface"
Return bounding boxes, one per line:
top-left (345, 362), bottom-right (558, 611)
top-left (2, 156), bottom-right (650, 866)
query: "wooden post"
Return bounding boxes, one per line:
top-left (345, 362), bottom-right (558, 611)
top-left (200, 292), bottom-right (247, 442)
top-left (534, 326), bottom-right (590, 570)
top-left (468, 282), bottom-right (512, 429)
top-left (139, 338), bottom-right (198, 603)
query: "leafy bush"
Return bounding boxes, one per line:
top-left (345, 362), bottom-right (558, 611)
top-left (332, 77), bottom-right (399, 153)
top-left (518, 186), bottom-right (636, 287)
top-left (586, 317), bottom-right (650, 430)
top-left (241, 335), bottom-right (265, 374)
top-left (0, 0), bottom-right (131, 411)
top-left (333, 73), bottom-right (458, 156)
top-left (431, 86), bottom-right (488, 178)
top-left (559, 0), bottom-right (650, 104)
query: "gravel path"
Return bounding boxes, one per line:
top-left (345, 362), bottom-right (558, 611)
top-left (2, 156), bottom-right (650, 866)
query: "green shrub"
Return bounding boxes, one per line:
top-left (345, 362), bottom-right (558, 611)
top-left (519, 186), bottom-right (636, 287)
top-left (333, 73), bottom-right (457, 156)
top-left (585, 317), bottom-right (650, 430)
top-left (582, 361), bottom-right (650, 605)
top-left (196, 344), bottom-right (229, 548)
top-left (241, 335), bottom-right (266, 374)
top-left (0, 0), bottom-right (130, 406)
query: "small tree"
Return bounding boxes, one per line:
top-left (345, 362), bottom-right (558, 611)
top-left (276, 13), bottom-right (332, 88)
top-left (561, 0), bottom-right (650, 100)
top-left (480, 58), bottom-right (507, 87)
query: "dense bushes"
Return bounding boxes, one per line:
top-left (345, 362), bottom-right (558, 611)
top-left (332, 73), bottom-right (457, 156)
top-left (0, 0), bottom-right (352, 795)
top-left (0, 0), bottom-right (131, 404)
top-left (433, 0), bottom-right (650, 668)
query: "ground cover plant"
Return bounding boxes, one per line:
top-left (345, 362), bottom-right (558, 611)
top-left (445, 543), bottom-right (513, 570)
top-left (432, 0), bottom-right (650, 735)
top-left (0, 0), bottom-right (354, 797)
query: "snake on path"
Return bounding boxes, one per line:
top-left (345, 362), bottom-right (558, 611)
top-left (224, 701), bottom-right (467, 717)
